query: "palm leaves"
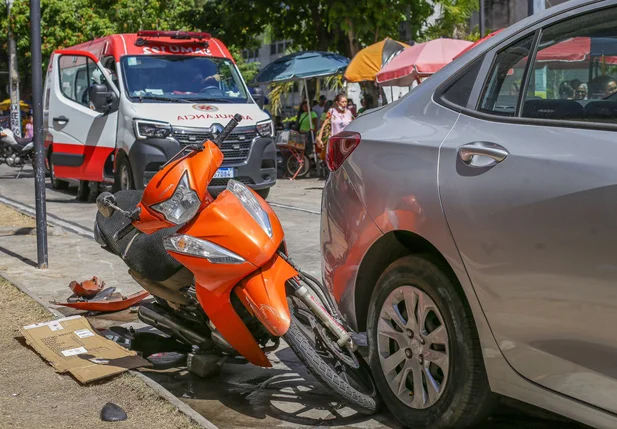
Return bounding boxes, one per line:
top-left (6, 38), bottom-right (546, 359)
top-left (267, 74), bottom-right (344, 116)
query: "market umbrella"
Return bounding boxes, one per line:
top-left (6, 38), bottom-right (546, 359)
top-left (252, 51), bottom-right (349, 85)
top-left (251, 51), bottom-right (350, 167)
top-left (0, 99), bottom-right (31, 112)
top-left (536, 37), bottom-right (617, 63)
top-left (344, 38), bottom-right (410, 82)
top-left (453, 29), bottom-right (504, 60)
top-left (376, 38), bottom-right (473, 87)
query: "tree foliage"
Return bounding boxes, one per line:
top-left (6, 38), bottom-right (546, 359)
top-left (229, 46), bottom-right (260, 83)
top-left (4, 0), bottom-right (477, 98)
top-left (424, 0), bottom-right (480, 40)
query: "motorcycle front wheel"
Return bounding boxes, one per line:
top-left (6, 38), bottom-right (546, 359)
top-left (284, 297), bottom-right (380, 415)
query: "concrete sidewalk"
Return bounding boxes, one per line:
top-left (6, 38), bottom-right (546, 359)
top-left (0, 169), bottom-right (394, 428)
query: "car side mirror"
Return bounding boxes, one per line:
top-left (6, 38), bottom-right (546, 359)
top-left (96, 192), bottom-right (117, 218)
top-left (89, 84), bottom-right (117, 113)
top-left (253, 87), bottom-right (265, 110)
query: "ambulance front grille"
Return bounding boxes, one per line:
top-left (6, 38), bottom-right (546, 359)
top-left (172, 129), bottom-right (257, 165)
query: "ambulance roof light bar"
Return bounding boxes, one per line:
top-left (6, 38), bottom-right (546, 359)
top-left (136, 31), bottom-right (211, 40)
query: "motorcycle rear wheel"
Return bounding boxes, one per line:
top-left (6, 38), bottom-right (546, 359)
top-left (284, 297), bottom-right (380, 415)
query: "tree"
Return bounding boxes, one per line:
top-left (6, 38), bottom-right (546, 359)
top-left (256, 0), bottom-right (433, 59)
top-left (229, 46), bottom-right (260, 83)
top-left (10, 0), bottom-right (116, 83)
top-left (424, 0), bottom-right (480, 41)
top-left (7, 0), bottom-right (200, 94)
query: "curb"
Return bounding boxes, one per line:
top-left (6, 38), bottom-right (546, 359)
top-left (130, 372), bottom-right (219, 429)
top-left (0, 256), bottom-right (219, 429)
top-left (0, 272), bottom-right (64, 318)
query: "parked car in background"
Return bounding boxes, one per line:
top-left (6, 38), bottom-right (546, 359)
top-left (43, 31), bottom-right (276, 200)
top-left (321, 0), bottom-right (617, 427)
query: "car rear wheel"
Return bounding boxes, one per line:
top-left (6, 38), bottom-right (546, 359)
top-left (367, 254), bottom-right (496, 429)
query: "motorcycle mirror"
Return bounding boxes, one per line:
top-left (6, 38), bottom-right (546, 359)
top-left (96, 192), bottom-right (117, 218)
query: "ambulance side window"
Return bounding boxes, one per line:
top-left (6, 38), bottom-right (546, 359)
top-left (58, 55), bottom-right (102, 107)
top-left (102, 56), bottom-right (120, 92)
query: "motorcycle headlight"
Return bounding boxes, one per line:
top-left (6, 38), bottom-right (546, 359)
top-left (163, 235), bottom-right (245, 264)
top-left (134, 119), bottom-right (172, 139)
top-left (151, 171), bottom-right (200, 225)
top-left (226, 179), bottom-right (272, 238)
top-left (256, 119), bottom-right (273, 138)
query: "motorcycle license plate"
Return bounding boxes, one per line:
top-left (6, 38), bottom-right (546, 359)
top-left (213, 168), bottom-right (234, 179)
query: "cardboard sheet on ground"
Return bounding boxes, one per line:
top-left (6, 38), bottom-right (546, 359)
top-left (21, 315), bottom-right (149, 383)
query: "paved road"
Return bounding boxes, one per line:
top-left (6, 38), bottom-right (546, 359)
top-left (0, 165), bottom-right (588, 428)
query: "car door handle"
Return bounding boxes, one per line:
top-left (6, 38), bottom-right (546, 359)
top-left (458, 142), bottom-right (508, 167)
top-left (53, 116), bottom-right (69, 125)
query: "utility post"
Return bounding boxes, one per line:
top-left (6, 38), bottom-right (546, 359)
top-left (6, 0), bottom-right (22, 137)
top-left (479, 0), bottom-right (485, 37)
top-left (30, 0), bottom-right (48, 269)
top-left (529, 0), bottom-right (545, 16)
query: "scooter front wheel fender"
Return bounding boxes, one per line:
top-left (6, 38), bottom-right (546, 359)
top-left (235, 255), bottom-right (299, 337)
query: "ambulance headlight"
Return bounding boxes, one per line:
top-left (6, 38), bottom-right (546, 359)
top-left (134, 119), bottom-right (172, 139)
top-left (151, 171), bottom-right (200, 225)
top-left (256, 119), bottom-right (273, 138)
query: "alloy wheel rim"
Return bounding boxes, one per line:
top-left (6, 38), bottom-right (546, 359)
top-left (377, 285), bottom-right (449, 409)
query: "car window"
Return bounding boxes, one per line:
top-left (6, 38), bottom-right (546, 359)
top-left (522, 7), bottom-right (617, 124)
top-left (441, 57), bottom-right (484, 109)
top-left (58, 55), bottom-right (109, 107)
top-left (478, 35), bottom-right (535, 116)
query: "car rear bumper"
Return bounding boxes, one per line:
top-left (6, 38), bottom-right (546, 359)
top-left (320, 166), bottom-right (383, 331)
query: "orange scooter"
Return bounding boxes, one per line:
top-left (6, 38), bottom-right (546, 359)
top-left (94, 114), bottom-right (378, 413)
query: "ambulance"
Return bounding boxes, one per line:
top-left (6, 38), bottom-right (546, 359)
top-left (43, 31), bottom-right (276, 199)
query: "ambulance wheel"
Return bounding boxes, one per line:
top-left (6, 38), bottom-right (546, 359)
top-left (256, 188), bottom-right (270, 200)
top-left (77, 180), bottom-right (90, 201)
top-left (113, 156), bottom-right (134, 192)
top-left (49, 154), bottom-right (69, 190)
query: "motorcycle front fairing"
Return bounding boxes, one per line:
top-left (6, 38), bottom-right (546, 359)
top-left (165, 188), bottom-right (298, 367)
top-left (135, 141), bottom-right (222, 234)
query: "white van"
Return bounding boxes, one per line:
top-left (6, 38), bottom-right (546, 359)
top-left (43, 31), bottom-right (276, 200)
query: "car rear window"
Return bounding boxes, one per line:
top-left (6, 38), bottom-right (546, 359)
top-left (478, 34), bottom-right (535, 117)
top-left (440, 57), bottom-right (484, 109)
top-left (521, 6), bottom-right (617, 124)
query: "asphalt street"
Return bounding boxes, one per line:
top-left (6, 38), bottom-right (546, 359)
top-left (0, 165), bottom-right (588, 428)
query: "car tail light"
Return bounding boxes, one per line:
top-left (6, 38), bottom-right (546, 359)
top-left (326, 132), bottom-right (361, 171)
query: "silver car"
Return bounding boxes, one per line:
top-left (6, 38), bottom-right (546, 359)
top-left (321, 1), bottom-right (617, 427)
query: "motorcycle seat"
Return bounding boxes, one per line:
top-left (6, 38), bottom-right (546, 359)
top-left (14, 136), bottom-right (33, 145)
top-left (95, 190), bottom-right (184, 282)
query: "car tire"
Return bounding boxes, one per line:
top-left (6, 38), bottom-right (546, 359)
top-left (367, 254), bottom-right (497, 429)
top-left (255, 188), bottom-right (270, 200)
top-left (48, 153), bottom-right (69, 190)
top-left (113, 156), bottom-right (134, 192)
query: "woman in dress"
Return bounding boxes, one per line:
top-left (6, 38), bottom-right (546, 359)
top-left (316, 93), bottom-right (354, 157)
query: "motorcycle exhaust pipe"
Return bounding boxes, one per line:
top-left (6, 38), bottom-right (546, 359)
top-left (138, 302), bottom-right (212, 348)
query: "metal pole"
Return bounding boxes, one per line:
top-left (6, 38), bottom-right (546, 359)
top-left (303, 79), bottom-right (318, 165)
top-left (479, 0), bottom-right (485, 37)
top-left (7, 0), bottom-right (22, 137)
top-left (30, 0), bottom-right (48, 269)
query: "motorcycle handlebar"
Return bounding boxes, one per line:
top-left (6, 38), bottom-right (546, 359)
top-left (214, 113), bottom-right (243, 146)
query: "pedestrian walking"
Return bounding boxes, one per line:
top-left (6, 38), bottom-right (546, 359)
top-left (316, 93), bottom-right (354, 158)
top-left (24, 114), bottom-right (33, 139)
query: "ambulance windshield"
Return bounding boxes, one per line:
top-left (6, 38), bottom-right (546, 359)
top-left (120, 55), bottom-right (250, 103)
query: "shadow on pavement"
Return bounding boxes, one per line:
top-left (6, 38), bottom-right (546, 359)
top-left (143, 345), bottom-right (401, 428)
top-left (0, 244), bottom-right (38, 267)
